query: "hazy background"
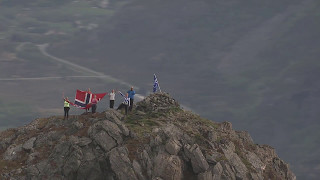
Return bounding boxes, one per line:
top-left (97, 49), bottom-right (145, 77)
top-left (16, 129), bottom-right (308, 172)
top-left (1, 0), bottom-right (320, 179)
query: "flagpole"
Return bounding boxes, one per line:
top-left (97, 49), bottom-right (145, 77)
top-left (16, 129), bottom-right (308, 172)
top-left (154, 74), bottom-right (162, 92)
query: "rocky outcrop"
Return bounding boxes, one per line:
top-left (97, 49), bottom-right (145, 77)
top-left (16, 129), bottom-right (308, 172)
top-left (0, 93), bottom-right (296, 180)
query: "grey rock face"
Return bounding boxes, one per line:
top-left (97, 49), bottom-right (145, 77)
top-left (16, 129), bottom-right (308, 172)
top-left (109, 147), bottom-right (138, 180)
top-left (22, 137), bottom-right (36, 151)
top-left (3, 144), bottom-right (22, 160)
top-left (184, 144), bottom-right (209, 174)
top-left (153, 153), bottom-right (182, 180)
top-left (0, 93), bottom-right (296, 180)
top-left (165, 138), bottom-right (182, 155)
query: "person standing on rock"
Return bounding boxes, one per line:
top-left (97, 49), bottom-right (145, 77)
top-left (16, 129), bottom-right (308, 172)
top-left (63, 97), bottom-right (70, 120)
top-left (127, 87), bottom-right (135, 111)
top-left (91, 95), bottom-right (98, 114)
top-left (86, 88), bottom-right (91, 113)
top-left (109, 89), bottom-right (116, 109)
top-left (117, 93), bottom-right (130, 115)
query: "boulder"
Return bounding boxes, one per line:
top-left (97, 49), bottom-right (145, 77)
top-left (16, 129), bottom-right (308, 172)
top-left (133, 159), bottom-right (146, 180)
top-left (184, 144), bottom-right (209, 173)
top-left (197, 171), bottom-right (213, 180)
top-left (23, 137), bottom-right (37, 151)
top-left (109, 147), bottom-right (138, 180)
top-left (165, 138), bottom-right (182, 155)
top-left (92, 130), bottom-right (117, 152)
top-left (3, 144), bottom-right (23, 160)
top-left (153, 153), bottom-right (182, 180)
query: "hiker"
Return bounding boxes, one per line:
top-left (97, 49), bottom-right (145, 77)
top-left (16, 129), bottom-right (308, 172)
top-left (117, 93), bottom-right (130, 115)
top-left (91, 95), bottom-right (98, 113)
top-left (127, 87), bottom-right (135, 111)
top-left (109, 89), bottom-right (116, 109)
top-left (64, 97), bottom-right (70, 120)
top-left (86, 88), bottom-right (91, 113)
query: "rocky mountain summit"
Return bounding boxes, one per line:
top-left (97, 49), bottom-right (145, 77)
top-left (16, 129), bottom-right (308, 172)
top-left (0, 93), bottom-right (295, 180)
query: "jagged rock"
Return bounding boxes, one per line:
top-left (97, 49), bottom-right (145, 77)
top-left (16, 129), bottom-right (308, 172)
top-left (197, 171), bottom-right (213, 180)
top-left (271, 157), bottom-right (296, 180)
top-left (205, 152), bottom-right (221, 165)
top-left (133, 159), bottom-right (146, 180)
top-left (72, 121), bottom-right (83, 129)
top-left (208, 130), bottom-right (217, 142)
top-left (92, 130), bottom-right (117, 152)
top-left (89, 120), bottom-right (123, 144)
top-left (78, 137), bottom-right (92, 147)
top-left (220, 121), bottom-right (233, 132)
top-left (3, 144), bottom-right (22, 160)
top-left (26, 165), bottom-right (40, 178)
top-left (27, 152), bottom-right (40, 164)
top-left (212, 162), bottom-right (223, 180)
top-left (245, 151), bottom-right (265, 171)
top-left (165, 138), bottom-right (182, 155)
top-left (139, 150), bottom-right (153, 178)
top-left (63, 145), bottom-right (83, 179)
top-left (150, 135), bottom-right (163, 147)
top-left (237, 131), bottom-right (254, 144)
top-left (220, 161), bottom-right (236, 180)
top-left (137, 93), bottom-right (179, 113)
top-left (109, 147), bottom-right (138, 180)
top-left (191, 146), bottom-right (210, 174)
top-left (0, 93), bottom-right (295, 179)
top-left (23, 137), bottom-right (37, 151)
top-left (153, 153), bottom-right (182, 180)
top-left (184, 144), bottom-right (209, 173)
top-left (105, 109), bottom-right (125, 121)
top-left (221, 141), bottom-right (248, 179)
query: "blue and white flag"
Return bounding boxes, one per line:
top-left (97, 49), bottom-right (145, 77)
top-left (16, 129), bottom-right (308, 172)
top-left (153, 74), bottom-right (161, 93)
top-left (118, 91), bottom-right (130, 106)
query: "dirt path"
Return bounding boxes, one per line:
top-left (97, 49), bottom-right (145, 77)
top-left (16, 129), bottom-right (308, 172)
top-left (37, 44), bottom-right (145, 100)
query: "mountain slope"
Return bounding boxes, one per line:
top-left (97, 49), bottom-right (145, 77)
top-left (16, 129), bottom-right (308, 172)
top-left (49, 1), bottom-right (320, 178)
top-left (0, 93), bottom-right (295, 179)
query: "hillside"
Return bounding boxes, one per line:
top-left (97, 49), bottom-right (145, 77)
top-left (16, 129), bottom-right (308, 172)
top-left (0, 0), bottom-right (319, 179)
top-left (0, 93), bottom-right (295, 179)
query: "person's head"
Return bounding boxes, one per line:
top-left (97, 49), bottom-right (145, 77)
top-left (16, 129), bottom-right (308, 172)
top-left (112, 89), bottom-right (114, 93)
top-left (65, 97), bottom-right (68, 100)
top-left (130, 87), bottom-right (133, 91)
top-left (126, 93), bottom-right (128, 97)
top-left (94, 95), bottom-right (97, 98)
top-left (88, 88), bottom-right (91, 92)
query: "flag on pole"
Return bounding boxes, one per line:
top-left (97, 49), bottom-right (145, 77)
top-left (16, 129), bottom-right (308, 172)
top-left (118, 91), bottom-right (130, 106)
top-left (67, 89), bottom-right (107, 109)
top-left (153, 74), bottom-right (161, 93)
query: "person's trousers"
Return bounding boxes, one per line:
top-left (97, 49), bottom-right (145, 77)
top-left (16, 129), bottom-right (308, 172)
top-left (92, 104), bottom-right (97, 113)
top-left (117, 103), bottom-right (128, 115)
top-left (110, 100), bottom-right (115, 108)
top-left (129, 98), bottom-right (134, 111)
top-left (64, 107), bottom-right (70, 119)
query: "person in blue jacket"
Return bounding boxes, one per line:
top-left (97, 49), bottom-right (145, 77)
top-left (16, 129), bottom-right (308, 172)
top-left (127, 87), bottom-right (135, 111)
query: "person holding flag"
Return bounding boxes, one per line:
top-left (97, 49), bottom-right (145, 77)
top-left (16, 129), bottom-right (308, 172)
top-left (85, 88), bottom-right (91, 113)
top-left (91, 95), bottom-right (98, 113)
top-left (153, 74), bottom-right (161, 93)
top-left (117, 91), bottom-right (130, 115)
